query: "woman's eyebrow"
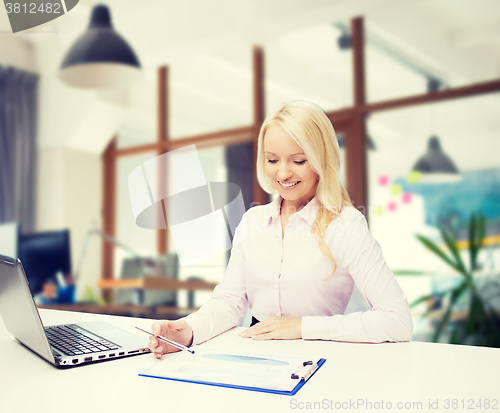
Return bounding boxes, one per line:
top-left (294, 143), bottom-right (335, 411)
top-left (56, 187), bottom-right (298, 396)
top-left (264, 151), bottom-right (305, 156)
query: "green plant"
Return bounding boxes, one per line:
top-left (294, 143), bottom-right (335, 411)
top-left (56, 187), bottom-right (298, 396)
top-left (82, 285), bottom-right (105, 305)
top-left (412, 213), bottom-right (500, 347)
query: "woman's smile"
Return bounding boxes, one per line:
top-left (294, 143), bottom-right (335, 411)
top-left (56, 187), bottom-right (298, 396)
top-left (278, 180), bottom-right (301, 189)
top-left (264, 124), bottom-right (318, 210)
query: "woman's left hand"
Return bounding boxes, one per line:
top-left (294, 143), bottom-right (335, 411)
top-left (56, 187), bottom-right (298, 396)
top-left (239, 317), bottom-right (302, 340)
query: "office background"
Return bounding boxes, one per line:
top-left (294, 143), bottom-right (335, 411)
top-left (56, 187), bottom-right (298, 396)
top-left (1, 0), bottom-right (500, 344)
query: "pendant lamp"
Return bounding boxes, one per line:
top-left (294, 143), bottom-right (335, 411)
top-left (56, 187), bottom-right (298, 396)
top-left (412, 136), bottom-right (461, 183)
top-left (59, 4), bottom-right (141, 90)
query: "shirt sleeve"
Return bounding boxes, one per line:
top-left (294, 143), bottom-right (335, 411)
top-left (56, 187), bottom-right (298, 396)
top-left (301, 208), bottom-right (414, 343)
top-left (184, 214), bottom-right (249, 345)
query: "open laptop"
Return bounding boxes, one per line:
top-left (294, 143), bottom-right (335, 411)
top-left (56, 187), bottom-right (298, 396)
top-left (0, 255), bottom-right (150, 367)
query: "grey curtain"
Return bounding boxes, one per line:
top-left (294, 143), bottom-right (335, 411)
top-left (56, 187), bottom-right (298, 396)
top-left (0, 65), bottom-right (39, 233)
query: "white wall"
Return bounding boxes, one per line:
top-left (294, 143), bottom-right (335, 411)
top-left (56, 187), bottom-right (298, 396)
top-left (0, 34), bottom-right (109, 299)
top-left (36, 147), bottom-right (102, 300)
top-left (63, 149), bottom-right (102, 301)
top-left (32, 35), bottom-right (128, 298)
top-left (36, 148), bottom-right (65, 229)
top-left (0, 35), bottom-right (37, 72)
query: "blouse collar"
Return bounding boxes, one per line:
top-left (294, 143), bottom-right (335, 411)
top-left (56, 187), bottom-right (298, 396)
top-left (265, 195), bottom-right (320, 227)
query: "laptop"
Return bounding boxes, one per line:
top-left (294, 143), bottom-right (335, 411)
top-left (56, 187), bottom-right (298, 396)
top-left (0, 255), bottom-right (151, 367)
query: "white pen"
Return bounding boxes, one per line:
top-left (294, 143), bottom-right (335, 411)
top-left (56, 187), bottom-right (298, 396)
top-left (134, 326), bottom-right (195, 354)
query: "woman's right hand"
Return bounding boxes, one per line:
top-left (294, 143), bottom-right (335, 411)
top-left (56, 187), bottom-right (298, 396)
top-left (148, 319), bottom-right (194, 359)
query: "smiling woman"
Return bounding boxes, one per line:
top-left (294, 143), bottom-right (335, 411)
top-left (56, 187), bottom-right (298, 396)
top-left (263, 125), bottom-right (318, 211)
top-left (258, 101), bottom-right (353, 272)
top-left (148, 100), bottom-right (413, 358)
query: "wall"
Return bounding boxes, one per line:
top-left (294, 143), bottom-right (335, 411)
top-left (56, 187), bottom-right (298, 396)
top-left (32, 35), bottom-right (128, 299)
top-left (0, 34), bottom-right (109, 299)
top-left (0, 35), bottom-right (36, 72)
top-left (36, 147), bottom-right (102, 300)
top-left (63, 148), bottom-right (102, 301)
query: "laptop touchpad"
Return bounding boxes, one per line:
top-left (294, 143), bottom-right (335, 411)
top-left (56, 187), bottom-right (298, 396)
top-left (78, 321), bottom-right (129, 339)
top-left (76, 321), bottom-right (146, 348)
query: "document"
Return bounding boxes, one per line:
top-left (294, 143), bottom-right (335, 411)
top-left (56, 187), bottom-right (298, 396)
top-left (139, 347), bottom-right (326, 395)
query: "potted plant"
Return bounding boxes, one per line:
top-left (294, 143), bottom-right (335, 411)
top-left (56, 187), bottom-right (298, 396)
top-left (412, 213), bottom-right (500, 347)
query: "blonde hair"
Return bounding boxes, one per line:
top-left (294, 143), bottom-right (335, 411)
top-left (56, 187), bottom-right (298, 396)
top-left (256, 100), bottom-right (352, 278)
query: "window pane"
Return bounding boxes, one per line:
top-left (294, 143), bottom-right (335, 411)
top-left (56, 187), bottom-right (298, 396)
top-left (117, 77), bottom-right (157, 149)
top-left (164, 145), bottom-right (245, 307)
top-left (335, 132), bottom-right (347, 184)
top-left (367, 92), bottom-right (500, 341)
top-left (366, 41), bottom-right (427, 103)
top-left (169, 47), bottom-right (253, 139)
top-left (265, 23), bottom-right (353, 113)
top-left (116, 152), bottom-right (158, 278)
top-left (366, 1), bottom-right (500, 102)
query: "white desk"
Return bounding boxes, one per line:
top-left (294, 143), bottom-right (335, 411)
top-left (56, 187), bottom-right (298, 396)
top-left (1, 310), bottom-right (499, 413)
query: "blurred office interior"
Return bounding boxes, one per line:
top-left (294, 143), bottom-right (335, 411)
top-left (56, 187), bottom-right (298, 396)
top-left (1, 0), bottom-right (500, 345)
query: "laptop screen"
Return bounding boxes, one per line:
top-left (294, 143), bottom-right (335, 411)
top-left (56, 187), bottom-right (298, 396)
top-left (0, 256), bottom-right (55, 363)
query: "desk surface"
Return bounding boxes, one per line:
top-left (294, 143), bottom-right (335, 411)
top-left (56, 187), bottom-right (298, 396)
top-left (97, 277), bottom-right (218, 290)
top-left (1, 310), bottom-right (499, 413)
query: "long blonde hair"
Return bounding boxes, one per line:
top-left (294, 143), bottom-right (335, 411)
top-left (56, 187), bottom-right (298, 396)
top-left (256, 100), bottom-right (352, 278)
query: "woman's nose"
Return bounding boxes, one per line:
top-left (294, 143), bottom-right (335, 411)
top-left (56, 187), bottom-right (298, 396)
top-left (277, 163), bottom-right (292, 180)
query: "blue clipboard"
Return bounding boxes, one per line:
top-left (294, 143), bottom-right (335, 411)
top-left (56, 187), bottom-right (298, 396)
top-left (139, 358), bottom-right (326, 396)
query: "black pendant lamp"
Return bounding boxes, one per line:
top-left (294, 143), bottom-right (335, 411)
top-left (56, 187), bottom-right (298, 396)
top-left (59, 4), bottom-right (141, 90)
top-left (412, 136), bottom-right (461, 183)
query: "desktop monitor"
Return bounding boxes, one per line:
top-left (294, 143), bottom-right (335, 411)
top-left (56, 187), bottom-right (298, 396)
top-left (18, 230), bottom-right (71, 295)
top-left (0, 222), bottom-right (20, 258)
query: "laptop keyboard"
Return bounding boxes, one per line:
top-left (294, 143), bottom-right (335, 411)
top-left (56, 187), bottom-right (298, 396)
top-left (45, 324), bottom-right (120, 356)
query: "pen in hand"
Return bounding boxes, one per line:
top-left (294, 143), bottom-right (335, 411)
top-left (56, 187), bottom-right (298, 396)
top-left (134, 326), bottom-right (195, 354)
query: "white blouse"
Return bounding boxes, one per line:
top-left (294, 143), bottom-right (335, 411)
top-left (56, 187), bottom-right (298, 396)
top-left (185, 196), bottom-right (413, 345)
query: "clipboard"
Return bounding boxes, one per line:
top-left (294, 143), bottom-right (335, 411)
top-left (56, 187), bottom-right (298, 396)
top-left (139, 348), bottom-right (326, 396)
